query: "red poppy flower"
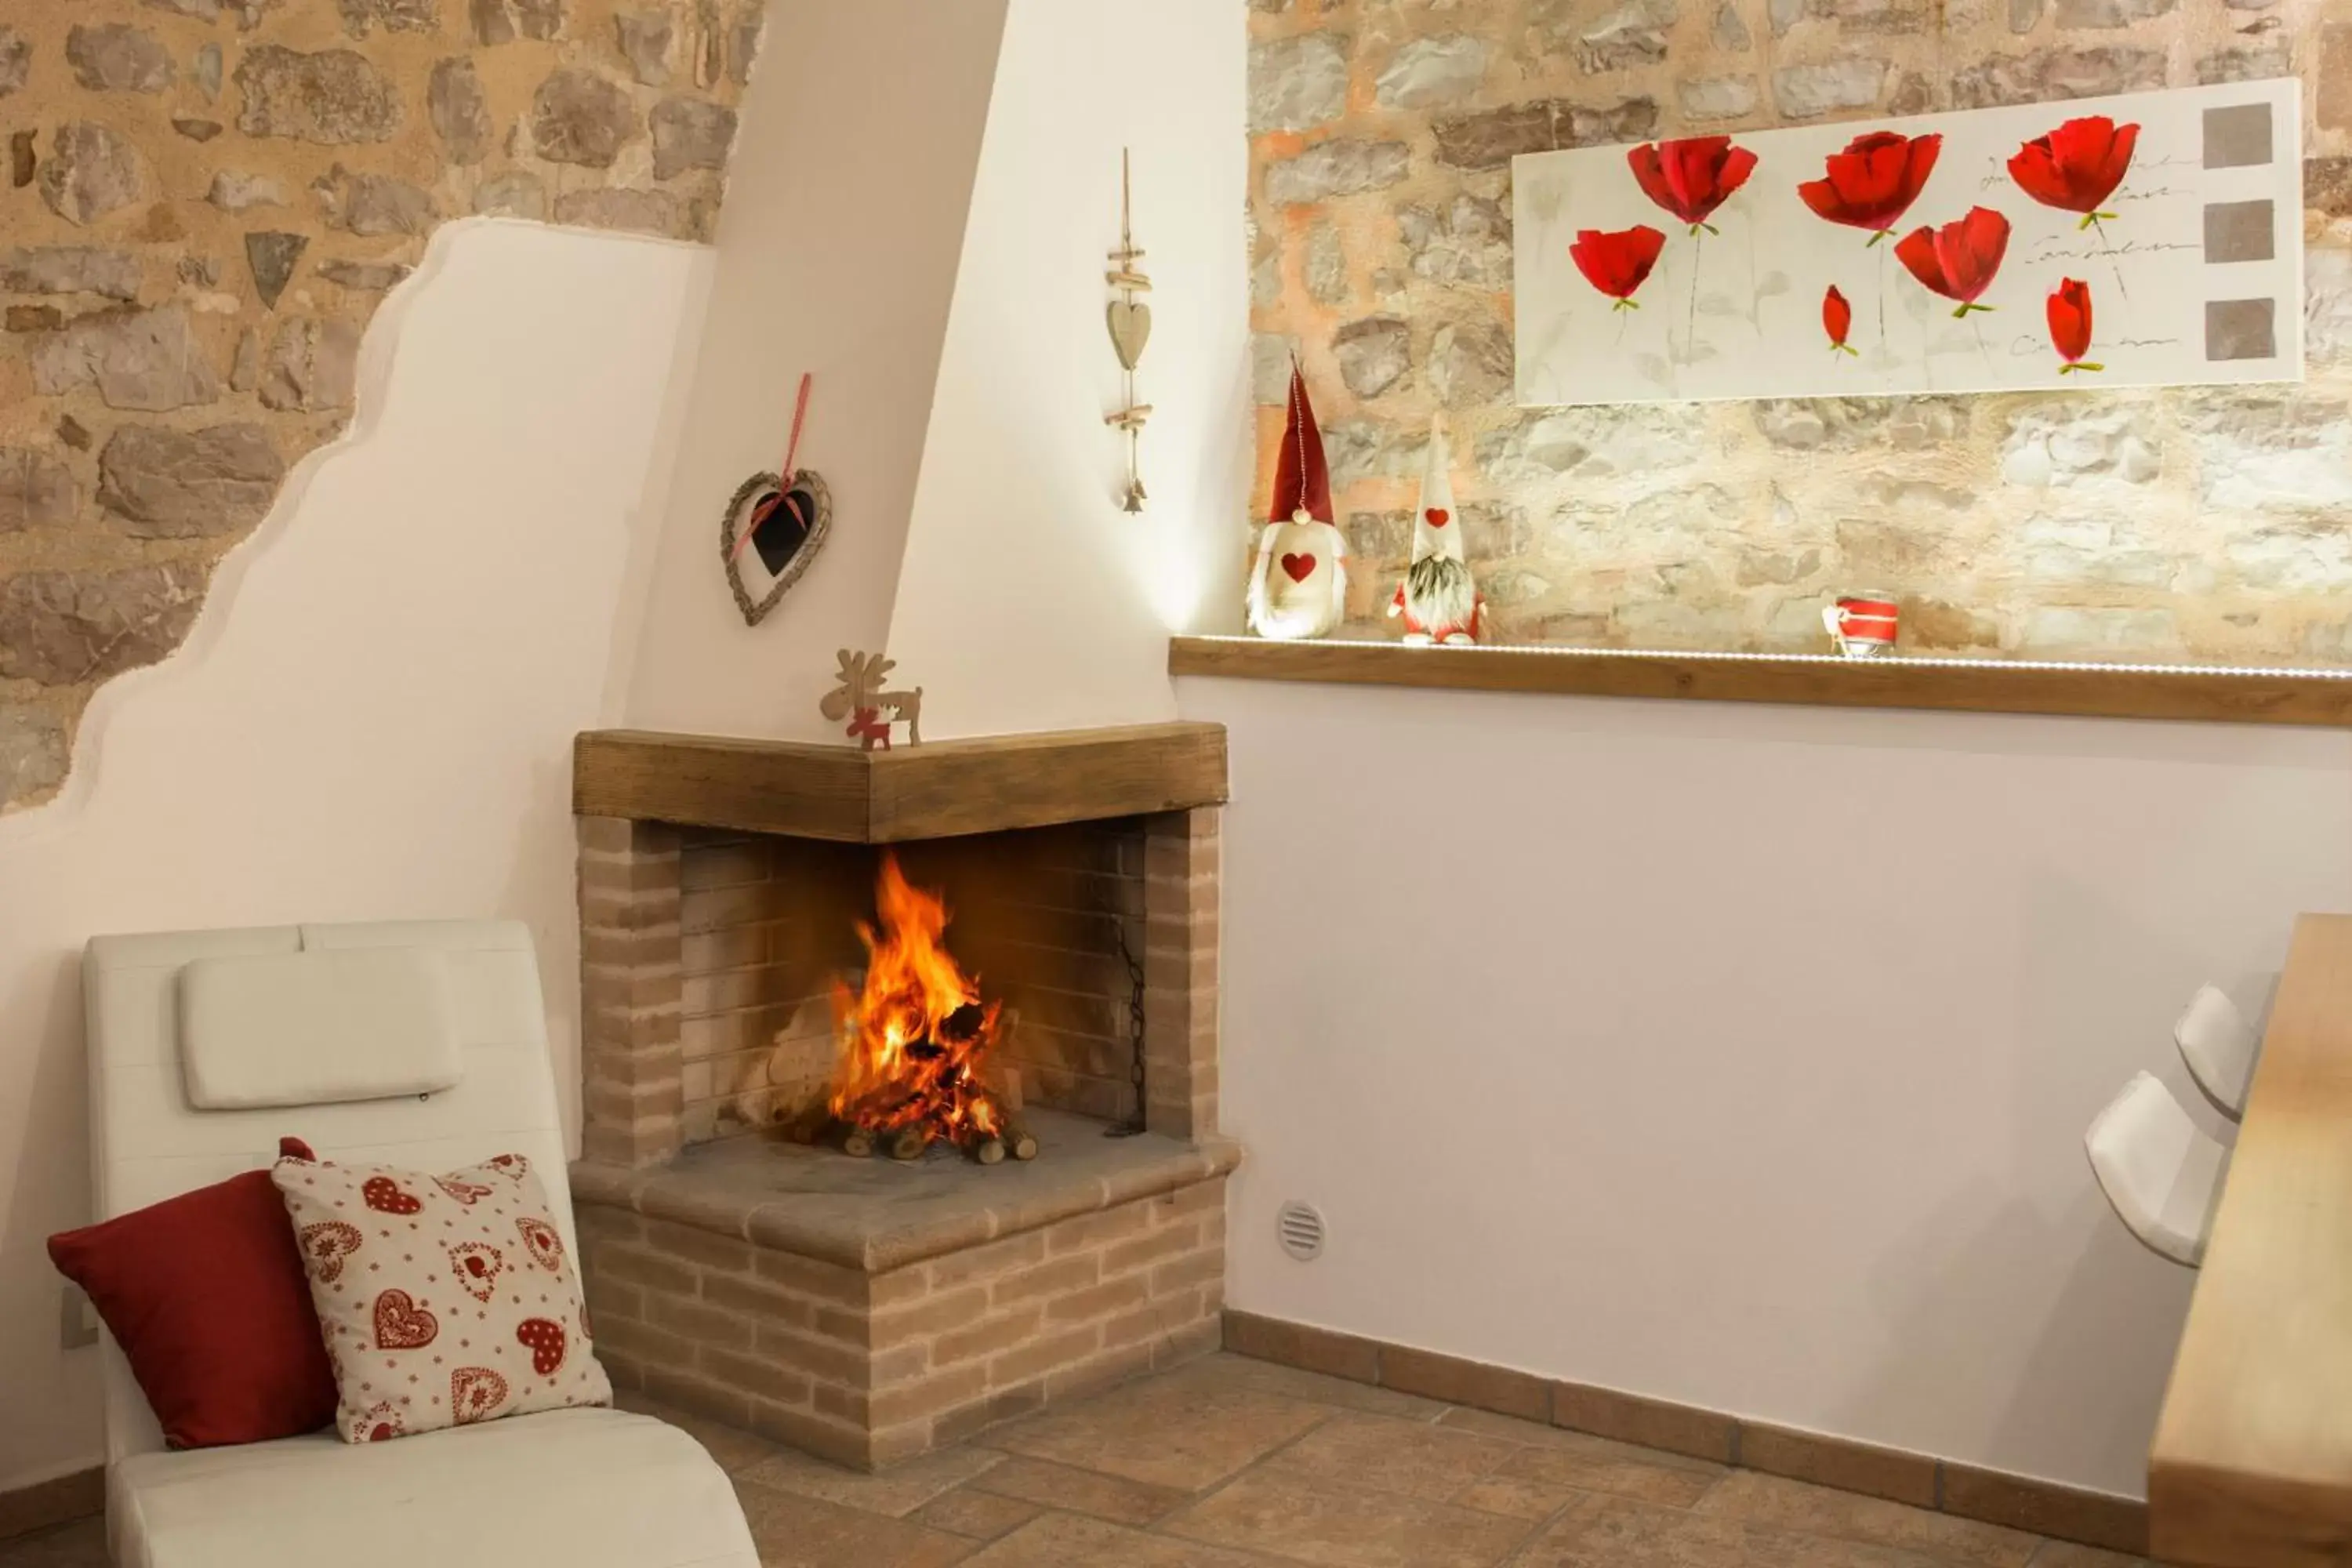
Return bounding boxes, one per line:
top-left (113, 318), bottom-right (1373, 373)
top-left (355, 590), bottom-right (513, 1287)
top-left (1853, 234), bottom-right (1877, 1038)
top-left (1822, 285), bottom-right (1857, 357)
top-left (2047, 277), bottom-right (2102, 373)
top-left (1893, 207), bottom-right (2011, 318)
top-left (1797, 131), bottom-right (1943, 244)
top-left (2009, 117), bottom-right (2139, 227)
top-left (1628, 136), bottom-right (1758, 234)
top-left (1570, 225), bottom-right (1666, 309)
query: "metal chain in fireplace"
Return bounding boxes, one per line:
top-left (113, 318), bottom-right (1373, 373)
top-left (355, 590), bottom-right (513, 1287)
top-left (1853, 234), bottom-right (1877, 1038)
top-left (1108, 909), bottom-right (1148, 1138)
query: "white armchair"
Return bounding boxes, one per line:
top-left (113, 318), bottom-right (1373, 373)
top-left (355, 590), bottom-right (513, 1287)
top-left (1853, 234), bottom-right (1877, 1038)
top-left (82, 920), bottom-right (757, 1568)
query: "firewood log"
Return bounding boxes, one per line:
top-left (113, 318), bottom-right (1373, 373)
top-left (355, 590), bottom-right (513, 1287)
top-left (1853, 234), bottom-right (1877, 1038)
top-left (840, 1127), bottom-right (874, 1159)
top-left (889, 1127), bottom-right (932, 1162)
top-left (1007, 1127), bottom-right (1040, 1162)
top-left (972, 1138), bottom-right (1007, 1166)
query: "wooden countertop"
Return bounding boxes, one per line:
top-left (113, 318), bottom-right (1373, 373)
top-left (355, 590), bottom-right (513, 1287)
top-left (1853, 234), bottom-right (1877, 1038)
top-left (2151, 914), bottom-right (2352, 1566)
top-left (1169, 637), bottom-right (2352, 728)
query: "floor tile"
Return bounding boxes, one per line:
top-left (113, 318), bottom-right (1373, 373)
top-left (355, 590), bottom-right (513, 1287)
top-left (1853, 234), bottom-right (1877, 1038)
top-left (1438, 1406), bottom-right (1726, 1475)
top-left (964, 1454), bottom-right (1193, 1526)
top-left (1693, 1472), bottom-right (2042, 1568)
top-left (1163, 1468), bottom-right (1534, 1568)
top-left (1261, 1411), bottom-right (1519, 1503)
top-left (1509, 1491), bottom-right (1958, 1568)
top-left (914, 1488), bottom-right (1047, 1541)
top-left (2025, 1548), bottom-right (2149, 1568)
top-left (738, 1441), bottom-right (1002, 1518)
top-left (1454, 1475), bottom-right (1583, 1521)
top-left (616, 1388), bottom-right (791, 1475)
top-left (990, 1370), bottom-right (1328, 1491)
top-left (960, 1511), bottom-right (1288, 1566)
top-left (1492, 1433), bottom-right (1726, 1508)
top-left (734, 1477), bottom-right (977, 1567)
top-left (0, 1520), bottom-right (107, 1568)
top-left (1187, 1352), bottom-right (1450, 1421)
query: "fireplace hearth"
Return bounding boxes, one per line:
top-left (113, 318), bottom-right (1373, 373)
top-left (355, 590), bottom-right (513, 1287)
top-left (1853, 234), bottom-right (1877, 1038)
top-left (567, 724), bottom-right (1232, 1468)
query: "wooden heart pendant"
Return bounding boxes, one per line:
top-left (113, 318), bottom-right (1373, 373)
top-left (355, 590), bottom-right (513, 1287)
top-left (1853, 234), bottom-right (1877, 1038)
top-left (1107, 301), bottom-right (1152, 372)
top-left (721, 468), bottom-right (833, 627)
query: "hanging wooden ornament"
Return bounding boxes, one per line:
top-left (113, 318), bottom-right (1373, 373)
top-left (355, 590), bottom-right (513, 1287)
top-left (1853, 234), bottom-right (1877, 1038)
top-left (1102, 149), bottom-right (1152, 514)
top-left (722, 372), bottom-right (832, 627)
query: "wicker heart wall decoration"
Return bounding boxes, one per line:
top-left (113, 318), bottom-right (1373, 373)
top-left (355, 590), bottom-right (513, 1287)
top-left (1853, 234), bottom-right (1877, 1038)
top-left (721, 468), bottom-right (831, 626)
top-left (722, 372), bottom-right (831, 627)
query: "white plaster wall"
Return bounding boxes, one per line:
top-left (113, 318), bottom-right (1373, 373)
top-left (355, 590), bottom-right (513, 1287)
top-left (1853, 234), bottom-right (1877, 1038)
top-left (1181, 673), bottom-right (2352, 1497)
top-left (620, 0), bottom-right (1011, 741)
top-left (0, 220), bottom-right (711, 1491)
top-left (883, 0), bottom-right (1253, 736)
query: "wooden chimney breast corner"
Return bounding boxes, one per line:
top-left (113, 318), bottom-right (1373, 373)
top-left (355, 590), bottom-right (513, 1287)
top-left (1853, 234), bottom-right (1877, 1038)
top-left (568, 723), bottom-right (1233, 1469)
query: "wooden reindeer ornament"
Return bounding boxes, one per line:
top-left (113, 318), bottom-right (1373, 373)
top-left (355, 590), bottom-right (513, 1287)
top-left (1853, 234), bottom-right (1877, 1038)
top-left (819, 650), bottom-right (924, 752)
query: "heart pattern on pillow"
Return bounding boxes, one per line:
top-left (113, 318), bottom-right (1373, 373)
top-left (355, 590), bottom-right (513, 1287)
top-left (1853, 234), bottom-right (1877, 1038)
top-left (435, 1176), bottom-right (493, 1207)
top-left (300, 1221), bottom-right (364, 1283)
top-left (515, 1218), bottom-right (564, 1272)
top-left (361, 1177), bottom-right (422, 1216)
top-left (448, 1242), bottom-right (503, 1302)
top-left (451, 1367), bottom-right (509, 1425)
top-left (274, 1152), bottom-right (608, 1445)
top-left (372, 1289), bottom-right (438, 1351)
top-left (516, 1318), bottom-right (567, 1376)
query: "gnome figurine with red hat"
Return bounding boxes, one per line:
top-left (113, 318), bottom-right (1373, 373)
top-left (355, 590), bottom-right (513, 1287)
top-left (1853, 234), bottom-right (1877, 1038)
top-left (1247, 363), bottom-right (1348, 641)
top-left (1389, 415), bottom-right (1483, 645)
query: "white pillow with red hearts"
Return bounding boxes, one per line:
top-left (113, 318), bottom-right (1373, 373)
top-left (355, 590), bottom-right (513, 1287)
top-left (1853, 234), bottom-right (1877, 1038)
top-left (271, 1149), bottom-right (610, 1443)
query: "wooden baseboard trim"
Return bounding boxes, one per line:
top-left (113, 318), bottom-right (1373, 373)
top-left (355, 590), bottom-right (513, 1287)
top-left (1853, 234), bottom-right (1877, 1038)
top-left (0, 1466), bottom-right (101, 1544)
top-left (1221, 1309), bottom-right (2147, 1557)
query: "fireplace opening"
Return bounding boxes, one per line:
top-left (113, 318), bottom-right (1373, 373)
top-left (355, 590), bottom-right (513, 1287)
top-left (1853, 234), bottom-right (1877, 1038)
top-left (571, 725), bottom-right (1231, 1467)
top-left (782, 851), bottom-right (1042, 1166)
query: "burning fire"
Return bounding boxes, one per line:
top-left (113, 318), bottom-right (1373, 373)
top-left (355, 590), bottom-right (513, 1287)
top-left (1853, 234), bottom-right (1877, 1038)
top-left (827, 853), bottom-right (1019, 1159)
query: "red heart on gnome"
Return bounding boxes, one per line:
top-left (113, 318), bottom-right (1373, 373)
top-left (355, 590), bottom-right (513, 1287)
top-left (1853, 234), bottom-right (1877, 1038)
top-left (362, 1176), bottom-right (422, 1216)
top-left (372, 1288), bottom-right (438, 1351)
top-left (1425, 508), bottom-right (1451, 528)
top-left (1280, 552), bottom-right (1316, 583)
top-left (300, 1221), bottom-right (364, 1283)
top-left (450, 1367), bottom-right (509, 1426)
top-left (516, 1317), bottom-right (567, 1376)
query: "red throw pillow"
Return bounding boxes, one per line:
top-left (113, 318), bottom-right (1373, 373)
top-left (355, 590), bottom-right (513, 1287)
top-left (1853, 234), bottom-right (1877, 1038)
top-left (48, 1137), bottom-right (336, 1449)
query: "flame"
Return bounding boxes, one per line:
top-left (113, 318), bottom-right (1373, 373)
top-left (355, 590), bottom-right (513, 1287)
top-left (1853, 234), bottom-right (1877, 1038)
top-left (827, 853), bottom-right (1009, 1147)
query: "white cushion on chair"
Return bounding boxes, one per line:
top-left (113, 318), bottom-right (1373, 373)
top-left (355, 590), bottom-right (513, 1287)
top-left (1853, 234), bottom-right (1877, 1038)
top-left (179, 947), bottom-right (462, 1109)
top-left (2086, 1071), bottom-right (2227, 1267)
top-left (110, 1408), bottom-right (757, 1568)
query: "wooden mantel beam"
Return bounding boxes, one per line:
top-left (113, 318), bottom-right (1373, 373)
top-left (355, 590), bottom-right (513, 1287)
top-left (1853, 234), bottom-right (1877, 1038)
top-left (573, 723), bottom-right (1229, 843)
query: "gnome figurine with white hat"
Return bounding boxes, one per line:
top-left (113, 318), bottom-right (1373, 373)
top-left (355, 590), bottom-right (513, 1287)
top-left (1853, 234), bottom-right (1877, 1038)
top-left (1389, 415), bottom-right (1483, 646)
top-left (1247, 363), bottom-right (1348, 641)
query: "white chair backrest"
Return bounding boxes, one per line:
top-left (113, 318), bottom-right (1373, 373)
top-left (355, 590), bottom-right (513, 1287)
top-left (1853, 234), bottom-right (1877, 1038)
top-left (2085, 1070), bottom-right (2228, 1268)
top-left (82, 920), bottom-right (571, 1464)
top-left (2176, 983), bottom-right (2262, 1117)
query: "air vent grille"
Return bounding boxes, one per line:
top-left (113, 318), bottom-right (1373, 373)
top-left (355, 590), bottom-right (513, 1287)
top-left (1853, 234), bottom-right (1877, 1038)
top-left (1276, 1200), bottom-right (1326, 1262)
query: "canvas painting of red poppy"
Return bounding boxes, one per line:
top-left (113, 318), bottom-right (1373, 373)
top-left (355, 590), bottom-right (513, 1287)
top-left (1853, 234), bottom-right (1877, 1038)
top-left (1512, 80), bottom-right (2303, 406)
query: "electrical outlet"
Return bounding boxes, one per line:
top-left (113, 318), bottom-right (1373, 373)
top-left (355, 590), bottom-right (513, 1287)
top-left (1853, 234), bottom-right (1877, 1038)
top-left (60, 1284), bottom-right (98, 1350)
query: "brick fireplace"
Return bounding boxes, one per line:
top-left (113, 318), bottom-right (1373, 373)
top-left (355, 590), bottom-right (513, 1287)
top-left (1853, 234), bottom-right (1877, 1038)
top-left (564, 724), bottom-right (1233, 1468)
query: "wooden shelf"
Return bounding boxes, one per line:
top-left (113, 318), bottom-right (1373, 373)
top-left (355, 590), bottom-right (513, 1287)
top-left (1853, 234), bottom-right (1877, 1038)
top-left (1169, 636), bottom-right (2352, 728)
top-left (575, 723), bottom-right (1229, 842)
top-left (2151, 915), bottom-right (2352, 1566)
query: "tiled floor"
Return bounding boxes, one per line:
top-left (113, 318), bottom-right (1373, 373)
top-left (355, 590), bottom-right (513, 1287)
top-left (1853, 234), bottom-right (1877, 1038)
top-left (0, 1354), bottom-right (2154, 1567)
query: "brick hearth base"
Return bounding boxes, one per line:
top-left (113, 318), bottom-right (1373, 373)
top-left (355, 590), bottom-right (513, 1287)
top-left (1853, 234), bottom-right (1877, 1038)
top-left (572, 1110), bottom-right (1239, 1469)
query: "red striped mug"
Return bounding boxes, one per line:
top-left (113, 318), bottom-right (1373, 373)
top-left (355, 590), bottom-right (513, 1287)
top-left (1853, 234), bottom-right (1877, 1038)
top-left (1822, 593), bottom-right (1899, 659)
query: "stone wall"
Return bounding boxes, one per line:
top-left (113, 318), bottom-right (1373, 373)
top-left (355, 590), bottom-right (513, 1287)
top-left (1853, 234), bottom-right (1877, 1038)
top-left (1247, 0), bottom-right (2352, 662)
top-left (0, 0), bottom-right (758, 811)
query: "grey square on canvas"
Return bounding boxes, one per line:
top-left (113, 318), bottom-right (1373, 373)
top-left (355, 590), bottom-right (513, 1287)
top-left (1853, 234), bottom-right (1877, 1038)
top-left (2203, 103), bottom-right (2274, 169)
top-left (2204, 199), bottom-right (2276, 263)
top-left (2206, 298), bottom-right (2278, 361)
